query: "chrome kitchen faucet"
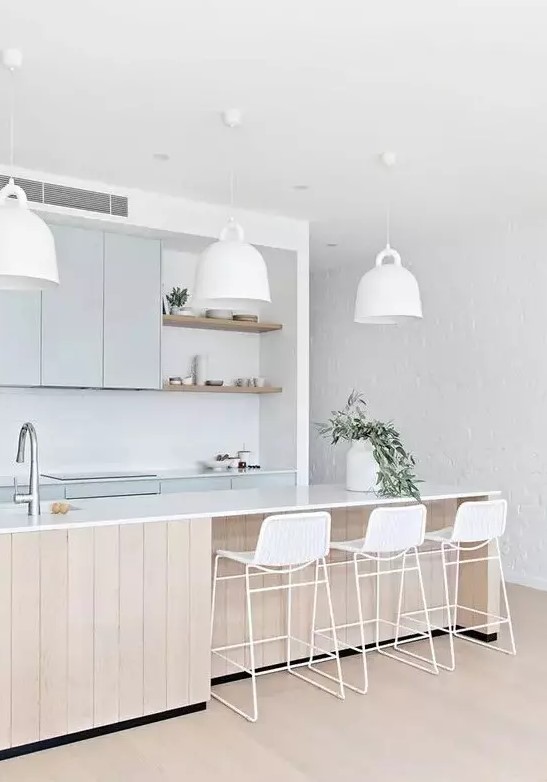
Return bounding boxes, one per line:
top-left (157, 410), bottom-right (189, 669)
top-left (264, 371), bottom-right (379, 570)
top-left (14, 422), bottom-right (41, 517)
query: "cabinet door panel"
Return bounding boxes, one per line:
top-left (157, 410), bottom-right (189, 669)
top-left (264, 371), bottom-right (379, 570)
top-left (65, 480), bottom-right (160, 500)
top-left (0, 292), bottom-right (41, 386)
top-left (42, 225), bottom-right (103, 387)
top-left (103, 233), bottom-right (161, 389)
top-left (160, 477), bottom-right (232, 493)
top-left (230, 473), bottom-right (296, 489)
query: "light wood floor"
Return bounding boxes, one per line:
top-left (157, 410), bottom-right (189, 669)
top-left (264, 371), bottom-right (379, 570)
top-left (1, 584), bottom-right (545, 782)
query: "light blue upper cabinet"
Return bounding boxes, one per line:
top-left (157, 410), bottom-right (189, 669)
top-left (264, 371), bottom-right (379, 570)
top-left (42, 225), bottom-right (104, 387)
top-left (103, 232), bottom-right (161, 389)
top-left (0, 291), bottom-right (41, 386)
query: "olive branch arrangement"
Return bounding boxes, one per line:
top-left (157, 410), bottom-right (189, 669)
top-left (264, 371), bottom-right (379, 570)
top-left (318, 391), bottom-right (421, 500)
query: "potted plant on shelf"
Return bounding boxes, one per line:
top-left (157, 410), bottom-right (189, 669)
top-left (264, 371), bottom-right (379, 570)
top-left (318, 391), bottom-right (420, 499)
top-left (166, 286), bottom-right (193, 316)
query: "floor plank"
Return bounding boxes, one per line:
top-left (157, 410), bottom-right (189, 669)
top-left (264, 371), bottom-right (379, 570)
top-left (1, 584), bottom-right (545, 782)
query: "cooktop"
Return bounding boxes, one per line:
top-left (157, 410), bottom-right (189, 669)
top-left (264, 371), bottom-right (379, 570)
top-left (41, 471), bottom-right (157, 482)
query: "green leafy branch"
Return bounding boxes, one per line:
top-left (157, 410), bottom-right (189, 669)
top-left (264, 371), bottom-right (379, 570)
top-left (318, 391), bottom-right (421, 500)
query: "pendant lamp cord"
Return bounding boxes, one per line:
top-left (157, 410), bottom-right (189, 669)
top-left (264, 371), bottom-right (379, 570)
top-left (385, 163), bottom-right (392, 249)
top-left (8, 64), bottom-right (15, 168)
top-left (229, 166), bottom-right (235, 214)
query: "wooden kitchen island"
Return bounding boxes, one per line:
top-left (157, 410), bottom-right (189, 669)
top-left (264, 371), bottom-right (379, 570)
top-left (0, 483), bottom-right (500, 759)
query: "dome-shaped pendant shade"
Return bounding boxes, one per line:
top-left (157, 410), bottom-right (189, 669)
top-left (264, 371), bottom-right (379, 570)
top-left (354, 245), bottom-right (422, 324)
top-left (0, 179), bottom-right (58, 290)
top-left (194, 218), bottom-right (270, 311)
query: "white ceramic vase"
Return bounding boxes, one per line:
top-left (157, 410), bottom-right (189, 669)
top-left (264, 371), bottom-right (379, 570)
top-left (346, 440), bottom-right (379, 492)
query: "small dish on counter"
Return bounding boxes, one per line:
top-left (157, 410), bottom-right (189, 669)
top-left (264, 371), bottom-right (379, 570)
top-left (205, 380), bottom-right (224, 386)
top-left (233, 313), bottom-right (259, 323)
top-left (205, 309), bottom-right (233, 320)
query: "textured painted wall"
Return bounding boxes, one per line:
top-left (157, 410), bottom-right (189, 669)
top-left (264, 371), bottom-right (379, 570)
top-left (310, 223), bottom-right (547, 589)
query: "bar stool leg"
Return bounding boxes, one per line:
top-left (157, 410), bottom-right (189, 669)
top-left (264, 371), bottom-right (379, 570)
top-left (375, 557), bottom-right (382, 650)
top-left (286, 564), bottom-right (294, 671)
top-left (497, 539), bottom-right (516, 655)
top-left (321, 558), bottom-right (345, 699)
top-left (379, 548), bottom-right (438, 674)
top-left (307, 560), bottom-right (320, 666)
top-left (245, 565), bottom-right (259, 721)
top-left (350, 553), bottom-right (369, 694)
top-left (414, 547), bottom-right (439, 674)
top-left (210, 554), bottom-right (220, 646)
top-left (440, 542), bottom-right (456, 671)
top-left (289, 558), bottom-right (345, 700)
top-left (393, 551), bottom-right (407, 649)
top-left (210, 564), bottom-right (259, 722)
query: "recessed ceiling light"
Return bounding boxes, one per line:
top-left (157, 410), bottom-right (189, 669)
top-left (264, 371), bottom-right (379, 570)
top-left (326, 242), bottom-right (338, 248)
top-left (153, 152), bottom-right (170, 162)
top-left (292, 184), bottom-right (309, 191)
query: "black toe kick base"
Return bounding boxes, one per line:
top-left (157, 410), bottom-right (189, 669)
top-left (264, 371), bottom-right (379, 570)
top-left (211, 626), bottom-right (498, 687)
top-left (0, 702), bottom-right (207, 762)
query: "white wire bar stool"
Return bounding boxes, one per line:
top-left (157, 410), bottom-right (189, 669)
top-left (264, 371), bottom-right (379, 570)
top-left (405, 499), bottom-right (516, 671)
top-left (318, 504), bottom-right (438, 695)
top-left (210, 511), bottom-right (345, 722)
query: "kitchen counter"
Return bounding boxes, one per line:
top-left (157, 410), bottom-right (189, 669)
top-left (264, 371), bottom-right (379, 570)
top-left (0, 466), bottom-right (296, 487)
top-left (0, 482), bottom-right (501, 760)
top-left (0, 482), bottom-right (498, 534)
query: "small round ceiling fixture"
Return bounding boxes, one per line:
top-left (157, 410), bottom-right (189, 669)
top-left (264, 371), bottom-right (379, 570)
top-left (222, 108), bottom-right (242, 128)
top-left (292, 184), bottom-right (309, 191)
top-left (153, 152), bottom-right (170, 162)
top-left (326, 242), bottom-right (338, 248)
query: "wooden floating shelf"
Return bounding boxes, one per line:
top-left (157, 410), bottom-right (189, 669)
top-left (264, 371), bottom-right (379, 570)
top-left (163, 383), bottom-right (282, 395)
top-left (163, 314), bottom-right (282, 334)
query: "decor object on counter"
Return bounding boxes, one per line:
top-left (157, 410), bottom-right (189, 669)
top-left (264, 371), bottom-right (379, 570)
top-left (166, 286), bottom-right (193, 315)
top-left (50, 501), bottom-right (71, 515)
top-left (318, 391), bottom-right (420, 499)
top-left (0, 49), bottom-right (59, 290)
top-left (168, 376), bottom-right (183, 385)
top-left (205, 380), bottom-right (224, 386)
top-left (354, 152), bottom-right (422, 324)
top-left (206, 308), bottom-right (233, 320)
top-left (233, 313), bottom-right (259, 323)
top-left (234, 377), bottom-right (267, 387)
top-left (204, 454), bottom-right (241, 471)
top-left (190, 354), bottom-right (207, 385)
top-left (193, 109), bottom-right (271, 311)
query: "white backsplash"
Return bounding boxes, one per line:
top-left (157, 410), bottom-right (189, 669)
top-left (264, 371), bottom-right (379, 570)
top-left (0, 386), bottom-right (259, 476)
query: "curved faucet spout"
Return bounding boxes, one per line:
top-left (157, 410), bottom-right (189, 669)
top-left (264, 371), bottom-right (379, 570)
top-left (14, 422), bottom-right (40, 517)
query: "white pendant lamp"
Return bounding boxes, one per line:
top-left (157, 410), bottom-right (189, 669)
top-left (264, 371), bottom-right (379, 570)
top-left (354, 152), bottom-right (421, 324)
top-left (193, 109), bottom-right (270, 311)
top-left (0, 49), bottom-right (58, 290)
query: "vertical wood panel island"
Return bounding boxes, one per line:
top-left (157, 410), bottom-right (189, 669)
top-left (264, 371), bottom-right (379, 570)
top-left (0, 483), bottom-right (500, 759)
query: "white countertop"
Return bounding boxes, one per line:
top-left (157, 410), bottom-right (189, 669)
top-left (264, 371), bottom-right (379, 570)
top-left (0, 483), bottom-right (500, 534)
top-left (0, 467), bottom-right (296, 488)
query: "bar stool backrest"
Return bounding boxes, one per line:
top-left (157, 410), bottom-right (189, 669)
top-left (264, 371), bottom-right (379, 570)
top-left (252, 511), bottom-right (331, 567)
top-left (451, 499), bottom-right (507, 543)
top-left (362, 504), bottom-right (427, 553)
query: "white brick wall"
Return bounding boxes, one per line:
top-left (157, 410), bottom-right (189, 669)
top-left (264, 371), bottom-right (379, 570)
top-left (310, 225), bottom-right (547, 590)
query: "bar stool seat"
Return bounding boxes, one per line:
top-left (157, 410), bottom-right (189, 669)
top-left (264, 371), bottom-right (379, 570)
top-left (215, 549), bottom-right (255, 565)
top-left (423, 528), bottom-right (453, 543)
top-left (330, 538), bottom-right (366, 553)
top-left (210, 510), bottom-right (345, 722)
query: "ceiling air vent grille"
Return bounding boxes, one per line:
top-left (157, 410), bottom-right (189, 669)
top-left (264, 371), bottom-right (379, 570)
top-left (0, 174), bottom-right (128, 218)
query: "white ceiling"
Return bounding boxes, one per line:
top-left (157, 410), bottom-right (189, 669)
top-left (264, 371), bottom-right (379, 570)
top-left (2, 0), bottom-right (547, 268)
